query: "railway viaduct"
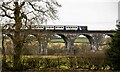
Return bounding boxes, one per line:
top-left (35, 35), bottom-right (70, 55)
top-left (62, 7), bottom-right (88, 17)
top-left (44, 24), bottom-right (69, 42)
top-left (2, 28), bottom-right (116, 54)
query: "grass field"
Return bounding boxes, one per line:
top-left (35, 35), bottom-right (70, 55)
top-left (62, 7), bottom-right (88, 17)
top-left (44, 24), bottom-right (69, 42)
top-left (50, 37), bottom-right (89, 43)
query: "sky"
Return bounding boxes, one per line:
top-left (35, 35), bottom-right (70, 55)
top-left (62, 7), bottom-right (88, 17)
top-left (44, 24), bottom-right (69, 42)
top-left (48, 0), bottom-right (120, 30)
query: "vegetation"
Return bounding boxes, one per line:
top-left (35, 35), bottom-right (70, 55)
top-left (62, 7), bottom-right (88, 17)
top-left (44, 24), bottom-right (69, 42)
top-left (3, 53), bottom-right (111, 71)
top-left (50, 37), bottom-right (89, 43)
top-left (107, 22), bottom-right (120, 70)
top-left (1, 35), bottom-right (113, 71)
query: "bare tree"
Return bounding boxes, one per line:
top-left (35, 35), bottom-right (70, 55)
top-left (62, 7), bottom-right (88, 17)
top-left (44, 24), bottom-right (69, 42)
top-left (0, 0), bottom-right (61, 70)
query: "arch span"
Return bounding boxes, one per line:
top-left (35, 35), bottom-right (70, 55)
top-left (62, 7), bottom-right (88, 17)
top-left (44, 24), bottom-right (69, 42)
top-left (47, 34), bottom-right (66, 55)
top-left (74, 34), bottom-right (93, 52)
top-left (82, 34), bottom-right (93, 44)
top-left (57, 34), bottom-right (67, 43)
top-left (23, 34), bottom-right (39, 55)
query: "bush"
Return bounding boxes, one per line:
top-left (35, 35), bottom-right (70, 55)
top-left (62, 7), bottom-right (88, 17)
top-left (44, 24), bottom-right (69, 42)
top-left (3, 54), bottom-right (111, 71)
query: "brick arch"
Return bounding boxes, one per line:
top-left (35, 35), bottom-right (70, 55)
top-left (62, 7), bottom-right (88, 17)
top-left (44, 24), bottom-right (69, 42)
top-left (57, 34), bottom-right (67, 44)
top-left (23, 34), bottom-right (40, 55)
top-left (48, 34), bottom-right (67, 48)
top-left (75, 34), bottom-right (93, 44)
top-left (45, 34), bottom-right (66, 54)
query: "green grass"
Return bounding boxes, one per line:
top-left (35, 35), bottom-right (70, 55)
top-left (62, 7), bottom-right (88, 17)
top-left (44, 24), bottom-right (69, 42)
top-left (50, 39), bottom-right (64, 43)
top-left (75, 38), bottom-right (89, 43)
top-left (50, 37), bottom-right (89, 43)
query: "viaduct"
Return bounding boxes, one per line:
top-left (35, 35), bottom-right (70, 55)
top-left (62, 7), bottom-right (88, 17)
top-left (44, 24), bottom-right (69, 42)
top-left (2, 28), bottom-right (116, 54)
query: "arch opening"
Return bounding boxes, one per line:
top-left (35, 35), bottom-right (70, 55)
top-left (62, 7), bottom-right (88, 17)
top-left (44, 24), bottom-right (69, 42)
top-left (23, 34), bottom-right (39, 55)
top-left (99, 34), bottom-right (112, 51)
top-left (74, 34), bottom-right (91, 54)
top-left (47, 34), bottom-right (65, 55)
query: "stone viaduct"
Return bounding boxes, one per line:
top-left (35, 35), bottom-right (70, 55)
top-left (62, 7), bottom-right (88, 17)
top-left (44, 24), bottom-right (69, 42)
top-left (2, 28), bottom-right (115, 54)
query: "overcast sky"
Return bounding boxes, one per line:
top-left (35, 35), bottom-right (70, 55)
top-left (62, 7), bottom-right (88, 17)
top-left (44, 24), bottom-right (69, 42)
top-left (48, 0), bottom-right (119, 30)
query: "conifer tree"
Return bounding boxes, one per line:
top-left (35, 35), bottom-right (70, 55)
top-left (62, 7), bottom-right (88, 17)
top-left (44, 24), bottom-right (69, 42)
top-left (107, 21), bottom-right (120, 70)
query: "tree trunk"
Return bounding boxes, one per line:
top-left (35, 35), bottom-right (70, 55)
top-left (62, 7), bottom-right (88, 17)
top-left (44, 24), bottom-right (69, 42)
top-left (2, 35), bottom-right (6, 71)
top-left (13, 2), bottom-right (23, 70)
top-left (13, 31), bottom-right (23, 70)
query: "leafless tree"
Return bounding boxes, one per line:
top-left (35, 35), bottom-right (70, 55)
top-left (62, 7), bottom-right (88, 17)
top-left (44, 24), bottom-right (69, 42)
top-left (0, 0), bottom-right (61, 70)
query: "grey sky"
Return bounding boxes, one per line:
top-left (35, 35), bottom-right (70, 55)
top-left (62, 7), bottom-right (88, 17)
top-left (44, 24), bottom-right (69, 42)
top-left (48, 0), bottom-right (119, 30)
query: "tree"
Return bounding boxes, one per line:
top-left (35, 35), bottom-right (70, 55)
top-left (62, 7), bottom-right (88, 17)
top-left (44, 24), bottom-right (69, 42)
top-left (107, 21), bottom-right (120, 70)
top-left (0, 0), bottom-right (61, 71)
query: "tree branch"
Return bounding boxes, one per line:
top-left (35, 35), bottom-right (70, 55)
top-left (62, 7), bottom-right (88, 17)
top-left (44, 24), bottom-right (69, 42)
top-left (6, 34), bottom-right (14, 40)
top-left (20, 2), bottom-right (25, 9)
top-left (28, 2), bottom-right (45, 13)
top-left (2, 2), bottom-right (14, 11)
top-left (0, 7), bottom-right (14, 19)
